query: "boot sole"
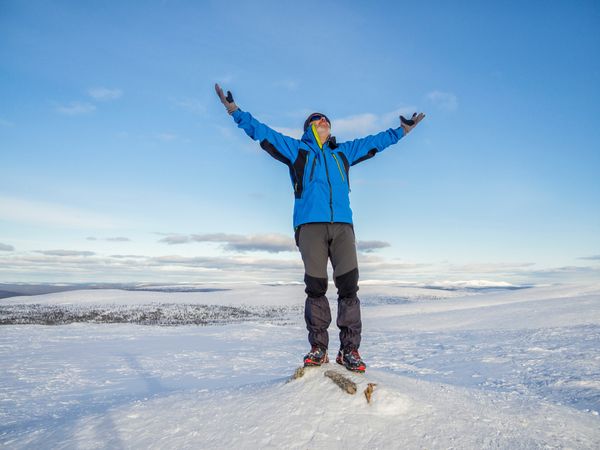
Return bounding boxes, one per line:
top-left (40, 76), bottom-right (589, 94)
top-left (304, 355), bottom-right (329, 367)
top-left (336, 358), bottom-right (366, 373)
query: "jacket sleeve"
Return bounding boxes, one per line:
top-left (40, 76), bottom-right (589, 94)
top-left (337, 127), bottom-right (405, 166)
top-left (232, 109), bottom-right (300, 165)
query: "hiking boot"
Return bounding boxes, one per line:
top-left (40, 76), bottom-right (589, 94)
top-left (335, 349), bottom-right (344, 365)
top-left (303, 346), bottom-right (329, 366)
top-left (336, 348), bottom-right (366, 373)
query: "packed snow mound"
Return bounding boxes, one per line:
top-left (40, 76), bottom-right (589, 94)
top-left (26, 365), bottom-right (599, 449)
top-left (286, 364), bottom-right (412, 416)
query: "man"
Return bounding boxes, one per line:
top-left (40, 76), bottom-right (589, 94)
top-left (215, 84), bottom-right (425, 372)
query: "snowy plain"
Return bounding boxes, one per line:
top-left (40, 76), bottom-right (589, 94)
top-left (1, 282), bottom-right (599, 449)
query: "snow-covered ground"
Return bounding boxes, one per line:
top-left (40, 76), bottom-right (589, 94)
top-left (1, 283), bottom-right (599, 448)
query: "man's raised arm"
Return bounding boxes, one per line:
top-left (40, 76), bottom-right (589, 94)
top-left (338, 112), bottom-right (425, 166)
top-left (215, 84), bottom-right (300, 164)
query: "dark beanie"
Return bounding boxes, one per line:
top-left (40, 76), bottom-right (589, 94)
top-left (303, 112), bottom-right (331, 132)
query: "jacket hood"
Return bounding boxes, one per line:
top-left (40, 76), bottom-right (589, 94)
top-left (301, 123), bottom-right (336, 150)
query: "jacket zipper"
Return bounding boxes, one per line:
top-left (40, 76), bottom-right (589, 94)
top-left (312, 124), bottom-right (334, 222)
top-left (331, 153), bottom-right (345, 182)
top-left (309, 157), bottom-right (317, 181)
top-left (321, 148), bottom-right (334, 222)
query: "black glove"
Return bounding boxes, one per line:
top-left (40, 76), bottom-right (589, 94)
top-left (215, 83), bottom-right (239, 115)
top-left (400, 113), bottom-right (417, 126)
top-left (400, 112), bottom-right (425, 134)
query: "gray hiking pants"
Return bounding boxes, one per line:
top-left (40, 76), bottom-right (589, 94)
top-left (296, 222), bottom-right (361, 352)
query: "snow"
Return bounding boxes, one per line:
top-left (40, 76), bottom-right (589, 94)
top-left (1, 283), bottom-right (599, 448)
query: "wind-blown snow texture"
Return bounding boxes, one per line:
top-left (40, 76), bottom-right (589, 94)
top-left (1, 283), bottom-right (599, 448)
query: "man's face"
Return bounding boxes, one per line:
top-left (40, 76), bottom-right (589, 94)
top-left (311, 116), bottom-right (331, 134)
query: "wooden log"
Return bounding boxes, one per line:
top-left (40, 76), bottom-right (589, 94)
top-left (289, 366), bottom-right (306, 381)
top-left (364, 383), bottom-right (377, 404)
top-left (324, 370), bottom-right (357, 394)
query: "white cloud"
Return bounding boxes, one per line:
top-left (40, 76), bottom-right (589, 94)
top-left (36, 250), bottom-right (95, 257)
top-left (0, 195), bottom-right (126, 229)
top-left (56, 102), bottom-right (96, 115)
top-left (0, 243), bottom-right (15, 251)
top-left (0, 250), bottom-right (304, 282)
top-left (159, 233), bottom-right (296, 253)
top-left (426, 90), bottom-right (458, 111)
top-left (447, 262), bottom-right (536, 274)
top-left (356, 240), bottom-right (391, 253)
top-left (331, 107), bottom-right (416, 140)
top-left (87, 236), bottom-right (131, 242)
top-left (273, 126), bottom-right (303, 139)
top-left (88, 87), bottom-right (123, 101)
top-left (2, 244), bottom-right (598, 285)
top-left (579, 255), bottom-right (600, 261)
top-left (357, 255), bottom-right (431, 272)
top-left (332, 113), bottom-right (379, 136)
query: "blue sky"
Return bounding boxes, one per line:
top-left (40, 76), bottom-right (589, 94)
top-left (1, 0), bottom-right (599, 285)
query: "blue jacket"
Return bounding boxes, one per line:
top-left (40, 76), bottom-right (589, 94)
top-left (232, 109), bottom-right (405, 229)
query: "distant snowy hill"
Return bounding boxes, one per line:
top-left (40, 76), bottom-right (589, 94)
top-left (1, 283), bottom-right (599, 448)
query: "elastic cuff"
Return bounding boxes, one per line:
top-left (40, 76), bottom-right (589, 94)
top-left (231, 108), bottom-right (243, 121)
